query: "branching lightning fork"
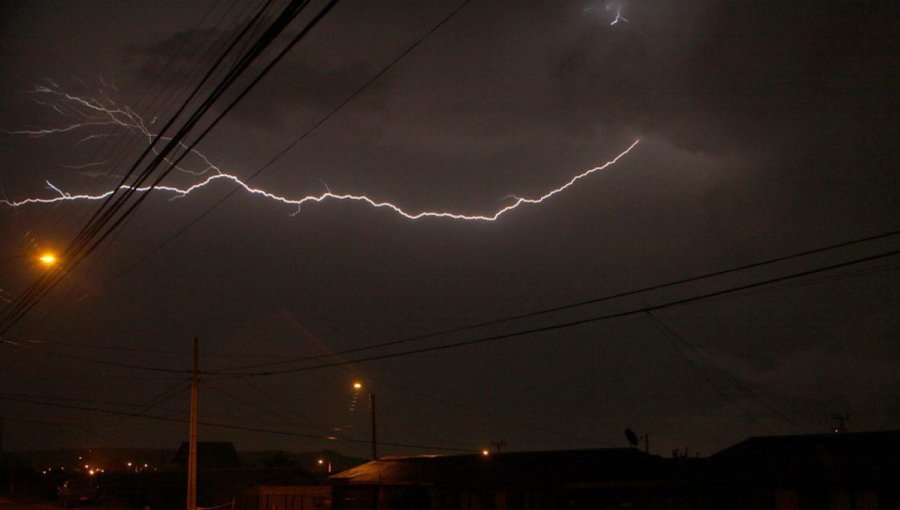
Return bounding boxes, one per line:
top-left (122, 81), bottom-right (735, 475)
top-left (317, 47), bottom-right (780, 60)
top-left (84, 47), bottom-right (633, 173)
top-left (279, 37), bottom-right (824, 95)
top-left (3, 88), bottom-right (640, 222)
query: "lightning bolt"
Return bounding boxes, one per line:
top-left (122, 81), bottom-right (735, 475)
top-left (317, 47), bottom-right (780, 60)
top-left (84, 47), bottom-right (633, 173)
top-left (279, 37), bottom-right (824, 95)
top-left (2, 86), bottom-right (640, 222)
top-left (609, 3), bottom-right (628, 25)
top-left (7, 84), bottom-right (222, 178)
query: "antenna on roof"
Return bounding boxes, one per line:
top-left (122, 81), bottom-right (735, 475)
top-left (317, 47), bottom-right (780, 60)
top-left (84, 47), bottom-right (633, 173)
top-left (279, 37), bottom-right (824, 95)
top-left (625, 428), bottom-right (639, 448)
top-left (625, 428), bottom-right (650, 453)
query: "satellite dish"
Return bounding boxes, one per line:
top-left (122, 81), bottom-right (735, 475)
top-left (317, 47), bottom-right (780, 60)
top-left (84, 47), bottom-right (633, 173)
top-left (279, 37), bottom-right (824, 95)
top-left (625, 428), bottom-right (639, 448)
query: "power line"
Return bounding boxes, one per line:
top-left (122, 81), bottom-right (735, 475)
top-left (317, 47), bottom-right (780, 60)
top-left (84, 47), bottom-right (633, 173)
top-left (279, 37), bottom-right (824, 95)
top-left (0, 380), bottom-right (190, 447)
top-left (59, 0), bottom-right (250, 208)
top-left (0, 351), bottom-right (182, 382)
top-left (6, 235), bottom-right (897, 380)
top-left (1, 0), bottom-right (339, 335)
top-left (219, 229), bottom-right (900, 372)
top-left (63, 0), bottom-right (274, 250)
top-left (699, 259), bottom-right (900, 305)
top-left (4, 343), bottom-right (193, 375)
top-left (203, 384), bottom-right (338, 437)
top-left (92, 0), bottom-right (474, 292)
top-left (0, 394), bottom-right (475, 454)
top-left (208, 247), bottom-right (900, 378)
top-left (14, 339), bottom-right (320, 359)
top-left (643, 311), bottom-right (783, 433)
top-left (0, 0), bottom-right (284, 334)
top-left (0, 389), bottom-right (186, 413)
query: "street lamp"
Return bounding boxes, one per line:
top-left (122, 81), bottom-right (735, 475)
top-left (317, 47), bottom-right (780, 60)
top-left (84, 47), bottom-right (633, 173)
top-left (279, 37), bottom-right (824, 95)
top-left (352, 381), bottom-right (377, 460)
top-left (1, 251), bottom-right (61, 270)
top-left (38, 252), bottom-right (59, 267)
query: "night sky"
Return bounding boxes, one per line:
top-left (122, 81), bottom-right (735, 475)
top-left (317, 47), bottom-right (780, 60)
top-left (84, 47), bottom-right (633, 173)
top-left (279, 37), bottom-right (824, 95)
top-left (1, 1), bottom-right (898, 460)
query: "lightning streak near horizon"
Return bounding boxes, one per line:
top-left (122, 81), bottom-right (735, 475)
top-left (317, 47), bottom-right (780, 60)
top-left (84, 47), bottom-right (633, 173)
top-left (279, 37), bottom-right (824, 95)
top-left (1, 85), bottom-right (640, 222)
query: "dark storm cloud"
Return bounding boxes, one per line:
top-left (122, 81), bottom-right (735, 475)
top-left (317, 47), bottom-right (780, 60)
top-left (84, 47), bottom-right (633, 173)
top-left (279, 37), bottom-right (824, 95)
top-left (127, 26), bottom-right (235, 80)
top-left (121, 4), bottom-right (586, 152)
top-left (2, 1), bottom-right (898, 456)
top-left (130, 23), bottom-right (383, 131)
top-left (549, 2), bottom-right (900, 157)
top-left (121, 2), bottom-right (466, 132)
top-left (158, 0), bottom-right (899, 213)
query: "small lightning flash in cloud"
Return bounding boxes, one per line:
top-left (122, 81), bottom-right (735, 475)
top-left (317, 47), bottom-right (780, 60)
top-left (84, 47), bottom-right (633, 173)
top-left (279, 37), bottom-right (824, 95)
top-left (610, 3), bottom-right (628, 26)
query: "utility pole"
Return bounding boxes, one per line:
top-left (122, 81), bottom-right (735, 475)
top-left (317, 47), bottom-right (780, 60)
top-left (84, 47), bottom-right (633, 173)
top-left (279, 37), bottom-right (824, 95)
top-left (369, 392), bottom-right (377, 461)
top-left (187, 337), bottom-right (198, 510)
top-left (353, 382), bottom-right (377, 461)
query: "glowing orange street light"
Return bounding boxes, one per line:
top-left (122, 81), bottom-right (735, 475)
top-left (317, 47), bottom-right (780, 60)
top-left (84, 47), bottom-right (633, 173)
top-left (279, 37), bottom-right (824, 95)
top-left (38, 252), bottom-right (58, 267)
top-left (481, 449), bottom-right (490, 457)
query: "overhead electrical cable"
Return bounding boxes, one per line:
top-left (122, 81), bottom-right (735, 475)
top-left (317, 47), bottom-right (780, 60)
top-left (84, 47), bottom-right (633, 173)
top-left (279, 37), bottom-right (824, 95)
top-left (61, 0), bottom-right (240, 202)
top-left (55, 0), bottom-right (280, 258)
top-left (204, 384), bottom-right (362, 439)
top-left (0, 394), bottom-right (475, 454)
top-left (0, 0), bottom-right (281, 334)
top-left (643, 311), bottom-right (783, 432)
top-left (74, 0), bottom-right (274, 246)
top-left (0, 0), bottom-right (343, 336)
top-left (207, 247), bottom-right (900, 378)
top-left (41, 0), bottom-right (335, 293)
top-left (7, 237), bottom-right (898, 378)
top-left (1, 387), bottom-right (186, 413)
top-left (219, 229), bottom-right (900, 372)
top-left (90, 0), bottom-right (474, 291)
top-left (10, 0), bottom-right (272, 328)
